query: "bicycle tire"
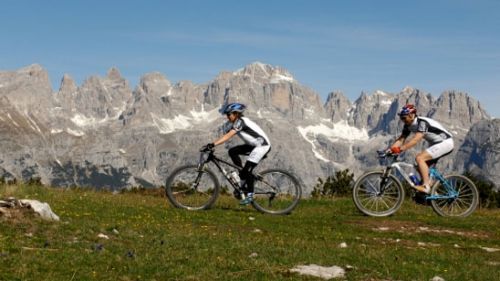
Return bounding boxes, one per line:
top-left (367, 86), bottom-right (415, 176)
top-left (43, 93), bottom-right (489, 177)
top-left (352, 171), bottom-right (405, 217)
top-left (165, 165), bottom-right (220, 210)
top-left (430, 174), bottom-right (478, 217)
top-left (251, 169), bottom-right (302, 215)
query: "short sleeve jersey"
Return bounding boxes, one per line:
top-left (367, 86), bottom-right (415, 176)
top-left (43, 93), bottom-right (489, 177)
top-left (231, 117), bottom-right (271, 147)
top-left (402, 116), bottom-right (453, 145)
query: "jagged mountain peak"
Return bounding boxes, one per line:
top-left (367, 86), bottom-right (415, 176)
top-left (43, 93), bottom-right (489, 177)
top-left (58, 74), bottom-right (77, 94)
top-left (139, 72), bottom-right (172, 96)
top-left (374, 90), bottom-right (392, 97)
top-left (429, 90), bottom-right (490, 128)
top-left (325, 91), bottom-right (350, 103)
top-left (324, 91), bottom-right (352, 122)
top-left (233, 61), bottom-right (295, 83)
top-left (17, 63), bottom-right (45, 74)
top-left (107, 67), bottom-right (122, 80)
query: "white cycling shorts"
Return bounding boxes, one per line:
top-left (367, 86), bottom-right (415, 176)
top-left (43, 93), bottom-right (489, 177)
top-left (248, 145), bottom-right (271, 164)
top-left (426, 138), bottom-right (454, 159)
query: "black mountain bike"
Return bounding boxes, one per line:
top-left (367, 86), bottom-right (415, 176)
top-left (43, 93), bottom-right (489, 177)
top-left (165, 147), bottom-right (302, 215)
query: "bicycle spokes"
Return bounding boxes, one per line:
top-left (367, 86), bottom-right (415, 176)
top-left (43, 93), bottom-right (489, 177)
top-left (165, 165), bottom-right (220, 210)
top-left (352, 172), bottom-right (405, 217)
top-left (251, 170), bottom-right (301, 215)
top-left (430, 175), bottom-right (479, 217)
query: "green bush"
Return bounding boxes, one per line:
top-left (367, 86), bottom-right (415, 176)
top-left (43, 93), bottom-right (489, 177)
top-left (312, 169), bottom-right (354, 198)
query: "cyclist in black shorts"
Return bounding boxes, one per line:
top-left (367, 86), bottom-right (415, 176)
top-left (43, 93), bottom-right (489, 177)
top-left (203, 103), bottom-right (271, 205)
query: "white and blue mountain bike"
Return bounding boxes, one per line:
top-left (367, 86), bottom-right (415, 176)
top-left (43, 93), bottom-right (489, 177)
top-left (352, 150), bottom-right (479, 217)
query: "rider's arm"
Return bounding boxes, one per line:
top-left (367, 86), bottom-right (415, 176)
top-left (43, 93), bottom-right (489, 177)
top-left (213, 129), bottom-right (237, 146)
top-left (392, 135), bottom-right (406, 147)
top-left (400, 132), bottom-right (424, 151)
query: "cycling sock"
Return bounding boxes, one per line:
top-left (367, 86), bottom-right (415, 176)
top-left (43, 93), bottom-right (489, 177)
top-left (239, 161), bottom-right (257, 193)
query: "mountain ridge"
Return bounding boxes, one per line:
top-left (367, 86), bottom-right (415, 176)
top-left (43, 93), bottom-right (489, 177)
top-left (0, 63), bottom-right (497, 191)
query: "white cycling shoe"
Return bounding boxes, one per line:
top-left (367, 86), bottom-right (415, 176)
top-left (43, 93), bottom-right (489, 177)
top-left (415, 184), bottom-right (431, 194)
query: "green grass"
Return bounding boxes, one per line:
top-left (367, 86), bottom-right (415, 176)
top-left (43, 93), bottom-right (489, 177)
top-left (1, 184), bottom-right (499, 281)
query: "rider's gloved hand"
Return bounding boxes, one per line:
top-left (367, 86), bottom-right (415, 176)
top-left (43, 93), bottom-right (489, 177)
top-left (202, 143), bottom-right (215, 151)
top-left (390, 146), bottom-right (402, 155)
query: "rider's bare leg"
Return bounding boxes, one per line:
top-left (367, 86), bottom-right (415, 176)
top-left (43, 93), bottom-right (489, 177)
top-left (415, 151), bottom-right (433, 193)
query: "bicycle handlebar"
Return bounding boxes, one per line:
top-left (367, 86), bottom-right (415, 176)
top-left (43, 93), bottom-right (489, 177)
top-left (200, 146), bottom-right (215, 153)
top-left (377, 149), bottom-right (399, 159)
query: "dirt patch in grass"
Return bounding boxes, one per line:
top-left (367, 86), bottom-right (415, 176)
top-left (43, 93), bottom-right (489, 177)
top-left (119, 187), bottom-right (166, 198)
top-left (347, 219), bottom-right (491, 238)
top-left (0, 207), bottom-right (39, 226)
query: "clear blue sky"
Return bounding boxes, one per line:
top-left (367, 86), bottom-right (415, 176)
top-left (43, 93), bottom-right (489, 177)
top-left (1, 0), bottom-right (499, 117)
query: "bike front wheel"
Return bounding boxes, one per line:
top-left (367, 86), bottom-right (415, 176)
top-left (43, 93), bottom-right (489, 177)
top-left (352, 171), bottom-right (405, 217)
top-left (165, 165), bottom-right (220, 210)
top-left (430, 174), bottom-right (478, 217)
top-left (251, 169), bottom-right (302, 215)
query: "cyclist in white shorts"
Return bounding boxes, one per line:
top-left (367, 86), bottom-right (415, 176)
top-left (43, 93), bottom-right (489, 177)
top-left (203, 102), bottom-right (271, 205)
top-left (388, 104), bottom-right (454, 193)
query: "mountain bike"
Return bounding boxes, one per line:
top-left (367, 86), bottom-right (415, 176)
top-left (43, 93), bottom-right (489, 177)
top-left (352, 150), bottom-right (479, 217)
top-left (165, 147), bottom-right (302, 215)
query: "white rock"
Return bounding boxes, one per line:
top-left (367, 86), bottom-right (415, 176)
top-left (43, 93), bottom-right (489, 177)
top-left (338, 242), bottom-right (348, 248)
top-left (430, 276), bottom-right (445, 281)
top-left (480, 246), bottom-right (500, 252)
top-left (19, 199), bottom-right (60, 221)
top-left (97, 233), bottom-right (110, 239)
top-left (290, 264), bottom-right (345, 279)
top-left (248, 216), bottom-right (255, 221)
top-left (249, 252), bottom-right (258, 258)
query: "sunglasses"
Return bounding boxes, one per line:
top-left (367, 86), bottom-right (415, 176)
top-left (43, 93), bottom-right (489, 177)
top-left (399, 115), bottom-right (410, 120)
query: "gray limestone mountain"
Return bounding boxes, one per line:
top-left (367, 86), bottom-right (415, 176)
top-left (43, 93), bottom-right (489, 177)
top-left (0, 62), bottom-right (497, 192)
top-left (454, 119), bottom-right (500, 187)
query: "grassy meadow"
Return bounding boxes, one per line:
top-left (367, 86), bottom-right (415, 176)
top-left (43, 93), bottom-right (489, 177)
top-left (1, 183), bottom-right (499, 281)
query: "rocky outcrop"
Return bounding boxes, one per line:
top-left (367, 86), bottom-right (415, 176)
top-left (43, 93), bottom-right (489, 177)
top-left (454, 119), bottom-right (500, 188)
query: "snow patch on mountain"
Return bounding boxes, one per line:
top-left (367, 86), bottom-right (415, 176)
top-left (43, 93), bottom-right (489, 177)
top-left (151, 107), bottom-right (220, 134)
top-left (71, 114), bottom-right (100, 127)
top-left (7, 113), bottom-right (20, 128)
top-left (297, 120), bottom-right (369, 162)
top-left (67, 128), bottom-right (85, 137)
top-left (298, 121), bottom-right (369, 143)
top-left (270, 73), bottom-right (294, 83)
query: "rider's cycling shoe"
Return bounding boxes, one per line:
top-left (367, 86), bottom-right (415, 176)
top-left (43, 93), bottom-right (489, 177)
top-left (239, 194), bottom-right (253, 205)
top-left (415, 184), bottom-right (430, 194)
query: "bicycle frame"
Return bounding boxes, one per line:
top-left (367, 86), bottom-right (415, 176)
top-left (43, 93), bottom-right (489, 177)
top-left (381, 154), bottom-right (458, 200)
top-left (197, 150), bottom-right (277, 199)
top-left (198, 150), bottom-right (242, 191)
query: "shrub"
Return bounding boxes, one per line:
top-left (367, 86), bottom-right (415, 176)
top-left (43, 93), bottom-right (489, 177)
top-left (312, 169), bottom-right (354, 198)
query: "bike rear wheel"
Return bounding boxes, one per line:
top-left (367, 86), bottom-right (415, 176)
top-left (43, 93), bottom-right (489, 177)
top-left (251, 169), bottom-right (302, 215)
top-left (430, 174), bottom-right (478, 217)
top-left (352, 171), bottom-right (405, 217)
top-left (165, 165), bottom-right (220, 210)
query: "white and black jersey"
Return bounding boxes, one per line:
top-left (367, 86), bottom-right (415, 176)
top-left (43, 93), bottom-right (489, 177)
top-left (231, 117), bottom-right (271, 147)
top-left (402, 116), bottom-right (452, 146)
